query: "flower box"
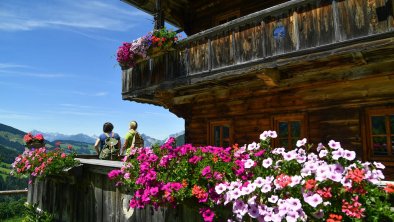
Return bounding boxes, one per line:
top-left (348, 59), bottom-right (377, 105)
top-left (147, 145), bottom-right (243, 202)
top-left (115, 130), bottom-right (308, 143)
top-left (117, 27), bottom-right (179, 70)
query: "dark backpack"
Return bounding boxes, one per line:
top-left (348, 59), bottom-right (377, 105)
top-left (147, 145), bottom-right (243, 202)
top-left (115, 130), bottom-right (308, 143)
top-left (99, 133), bottom-right (119, 160)
top-left (132, 132), bottom-right (144, 148)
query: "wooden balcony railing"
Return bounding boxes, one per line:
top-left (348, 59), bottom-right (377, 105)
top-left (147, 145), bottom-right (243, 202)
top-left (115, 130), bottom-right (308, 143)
top-left (122, 0), bottom-right (394, 95)
top-left (27, 158), bottom-right (205, 222)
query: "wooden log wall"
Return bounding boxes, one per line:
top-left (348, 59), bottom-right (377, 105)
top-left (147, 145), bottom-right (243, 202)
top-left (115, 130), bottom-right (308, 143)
top-left (122, 0), bottom-right (394, 93)
top-left (185, 74), bottom-right (394, 180)
top-left (27, 160), bottom-right (204, 222)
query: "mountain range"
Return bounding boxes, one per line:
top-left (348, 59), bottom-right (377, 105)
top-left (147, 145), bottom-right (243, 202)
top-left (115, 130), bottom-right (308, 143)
top-left (0, 123), bottom-right (184, 164)
top-left (30, 130), bottom-right (185, 147)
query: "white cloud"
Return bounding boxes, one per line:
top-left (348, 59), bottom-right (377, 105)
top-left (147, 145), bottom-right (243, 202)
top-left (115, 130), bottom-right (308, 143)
top-left (0, 109), bottom-right (36, 120)
top-left (0, 0), bottom-right (150, 32)
top-left (59, 103), bottom-right (95, 109)
top-left (94, 92), bottom-right (109, 96)
top-left (69, 91), bottom-right (109, 97)
top-left (0, 69), bottom-right (67, 78)
top-left (0, 63), bottom-right (31, 69)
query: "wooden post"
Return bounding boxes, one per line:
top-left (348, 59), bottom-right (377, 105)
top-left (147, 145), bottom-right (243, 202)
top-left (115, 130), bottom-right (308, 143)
top-left (332, 0), bottom-right (342, 42)
top-left (154, 0), bottom-right (164, 29)
top-left (292, 10), bottom-right (300, 51)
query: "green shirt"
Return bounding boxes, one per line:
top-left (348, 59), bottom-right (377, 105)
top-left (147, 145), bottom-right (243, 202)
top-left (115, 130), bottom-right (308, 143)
top-left (124, 129), bottom-right (136, 148)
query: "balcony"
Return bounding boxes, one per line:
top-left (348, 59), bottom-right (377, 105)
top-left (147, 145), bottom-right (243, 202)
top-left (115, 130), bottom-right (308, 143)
top-left (27, 158), bottom-right (205, 221)
top-left (122, 0), bottom-right (394, 105)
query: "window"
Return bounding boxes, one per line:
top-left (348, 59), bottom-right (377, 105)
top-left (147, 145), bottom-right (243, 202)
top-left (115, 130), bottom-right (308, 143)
top-left (273, 114), bottom-right (307, 149)
top-left (366, 108), bottom-right (394, 161)
top-left (209, 121), bottom-right (232, 147)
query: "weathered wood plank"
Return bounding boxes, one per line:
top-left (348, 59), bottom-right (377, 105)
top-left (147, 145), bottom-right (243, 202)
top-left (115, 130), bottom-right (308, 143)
top-left (297, 1), bottom-right (335, 49)
top-left (211, 30), bottom-right (234, 69)
top-left (188, 39), bottom-right (210, 75)
top-left (103, 174), bottom-right (116, 222)
top-left (264, 10), bottom-right (295, 57)
top-left (94, 174), bottom-right (103, 222)
top-left (337, 0), bottom-right (390, 40)
top-left (234, 24), bottom-right (256, 64)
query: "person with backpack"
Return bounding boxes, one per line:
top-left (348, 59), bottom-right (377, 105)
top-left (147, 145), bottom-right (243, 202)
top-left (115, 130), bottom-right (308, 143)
top-left (94, 122), bottom-right (121, 160)
top-left (121, 120), bottom-right (144, 155)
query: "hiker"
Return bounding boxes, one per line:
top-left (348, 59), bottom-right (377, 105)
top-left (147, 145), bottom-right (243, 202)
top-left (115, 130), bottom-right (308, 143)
top-left (121, 120), bottom-right (144, 155)
top-left (94, 122), bottom-right (121, 159)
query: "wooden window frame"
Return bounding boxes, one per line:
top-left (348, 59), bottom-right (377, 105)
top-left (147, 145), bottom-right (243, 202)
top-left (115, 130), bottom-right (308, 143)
top-left (365, 107), bottom-right (394, 162)
top-left (208, 120), bottom-right (233, 147)
top-left (272, 113), bottom-right (308, 149)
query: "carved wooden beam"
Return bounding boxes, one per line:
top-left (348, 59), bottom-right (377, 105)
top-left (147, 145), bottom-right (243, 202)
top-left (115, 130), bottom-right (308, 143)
top-left (154, 0), bottom-right (164, 29)
top-left (256, 68), bottom-right (280, 87)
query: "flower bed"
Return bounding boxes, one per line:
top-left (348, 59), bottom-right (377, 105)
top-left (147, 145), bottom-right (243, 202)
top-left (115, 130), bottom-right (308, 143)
top-left (108, 131), bottom-right (394, 221)
top-left (117, 27), bottom-right (179, 69)
top-left (11, 133), bottom-right (79, 182)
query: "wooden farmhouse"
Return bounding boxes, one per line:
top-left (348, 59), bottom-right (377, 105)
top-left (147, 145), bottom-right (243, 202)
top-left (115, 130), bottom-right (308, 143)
top-left (122, 0), bottom-right (394, 179)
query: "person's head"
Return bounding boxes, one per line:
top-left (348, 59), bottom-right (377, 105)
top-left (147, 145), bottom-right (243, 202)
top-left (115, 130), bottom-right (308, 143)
top-left (129, 121), bottom-right (138, 130)
top-left (103, 122), bottom-right (114, 133)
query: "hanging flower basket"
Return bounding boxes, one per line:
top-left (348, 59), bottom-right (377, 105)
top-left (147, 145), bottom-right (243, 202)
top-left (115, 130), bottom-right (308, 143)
top-left (27, 141), bottom-right (45, 149)
top-left (117, 27), bottom-right (180, 70)
top-left (23, 132), bottom-right (45, 149)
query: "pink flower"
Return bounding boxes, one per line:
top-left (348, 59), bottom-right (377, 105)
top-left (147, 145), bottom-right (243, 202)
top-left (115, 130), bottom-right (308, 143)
top-left (254, 150), bottom-right (265, 157)
top-left (170, 182), bottom-right (183, 191)
top-left (199, 207), bottom-right (215, 222)
top-left (150, 187), bottom-right (159, 196)
top-left (201, 166), bottom-right (212, 178)
top-left (61, 153), bottom-right (66, 158)
top-left (35, 134), bottom-right (44, 141)
top-left (108, 170), bottom-right (121, 180)
top-left (123, 173), bottom-right (130, 179)
top-left (189, 155), bottom-right (202, 164)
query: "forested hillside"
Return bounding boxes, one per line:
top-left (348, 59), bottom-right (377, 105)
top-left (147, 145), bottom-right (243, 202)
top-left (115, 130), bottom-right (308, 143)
top-left (0, 124), bottom-right (96, 165)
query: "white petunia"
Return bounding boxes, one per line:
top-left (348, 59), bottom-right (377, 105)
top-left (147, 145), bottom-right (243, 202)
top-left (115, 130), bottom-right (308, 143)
top-left (373, 161), bottom-right (385, 169)
top-left (319, 150), bottom-right (328, 158)
top-left (244, 159), bottom-right (255, 168)
top-left (260, 131), bottom-right (269, 140)
top-left (328, 140), bottom-right (341, 149)
top-left (262, 158), bottom-right (273, 168)
top-left (215, 183), bottom-right (227, 195)
top-left (296, 138), bottom-right (307, 147)
top-left (343, 150), bottom-right (356, 161)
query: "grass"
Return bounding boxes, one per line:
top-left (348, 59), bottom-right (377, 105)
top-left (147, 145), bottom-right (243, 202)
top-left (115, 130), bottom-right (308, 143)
top-left (1, 215), bottom-right (24, 222)
top-left (0, 162), bottom-right (11, 180)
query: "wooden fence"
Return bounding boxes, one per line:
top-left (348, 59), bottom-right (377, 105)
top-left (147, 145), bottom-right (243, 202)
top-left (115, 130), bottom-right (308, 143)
top-left (27, 158), bottom-right (204, 222)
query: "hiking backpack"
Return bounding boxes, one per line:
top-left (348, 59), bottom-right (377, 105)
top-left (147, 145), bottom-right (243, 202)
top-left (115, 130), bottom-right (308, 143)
top-left (99, 133), bottom-right (119, 160)
top-left (132, 132), bottom-right (144, 148)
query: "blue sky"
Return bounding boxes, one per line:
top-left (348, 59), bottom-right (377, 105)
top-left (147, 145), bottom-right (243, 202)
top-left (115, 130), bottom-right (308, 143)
top-left (0, 0), bottom-right (184, 139)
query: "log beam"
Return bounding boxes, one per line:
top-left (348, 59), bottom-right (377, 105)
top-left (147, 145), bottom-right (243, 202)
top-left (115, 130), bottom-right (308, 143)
top-left (256, 68), bottom-right (280, 87)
